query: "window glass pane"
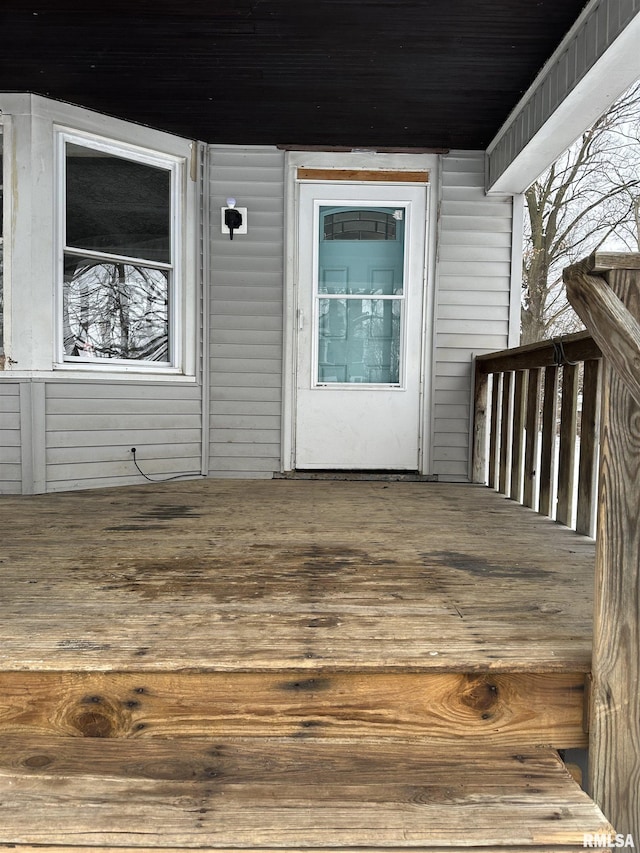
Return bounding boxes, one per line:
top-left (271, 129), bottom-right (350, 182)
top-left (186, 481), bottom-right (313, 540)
top-left (323, 209), bottom-right (398, 240)
top-left (318, 206), bottom-right (405, 295)
top-left (63, 255), bottom-right (169, 361)
top-left (66, 142), bottom-right (171, 263)
top-left (318, 298), bottom-right (400, 384)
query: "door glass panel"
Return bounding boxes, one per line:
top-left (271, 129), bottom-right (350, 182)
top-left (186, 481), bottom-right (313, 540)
top-left (318, 298), bottom-right (400, 384)
top-left (318, 207), bottom-right (404, 295)
top-left (323, 209), bottom-right (398, 241)
top-left (316, 204), bottom-right (405, 385)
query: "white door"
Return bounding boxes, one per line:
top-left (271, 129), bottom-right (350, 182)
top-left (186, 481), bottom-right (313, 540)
top-left (295, 181), bottom-right (428, 470)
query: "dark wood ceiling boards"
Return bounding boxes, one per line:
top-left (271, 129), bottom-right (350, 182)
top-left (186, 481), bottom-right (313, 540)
top-left (0, 0), bottom-right (587, 149)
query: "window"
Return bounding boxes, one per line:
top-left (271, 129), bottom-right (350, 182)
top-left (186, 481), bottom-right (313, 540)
top-left (60, 134), bottom-right (181, 367)
top-left (323, 209), bottom-right (398, 241)
top-left (316, 206), bottom-right (406, 385)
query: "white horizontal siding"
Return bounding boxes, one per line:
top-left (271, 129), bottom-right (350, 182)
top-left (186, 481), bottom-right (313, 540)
top-left (431, 151), bottom-right (514, 482)
top-left (208, 145), bottom-right (285, 478)
top-left (0, 382), bottom-right (22, 494)
top-left (44, 381), bottom-right (203, 491)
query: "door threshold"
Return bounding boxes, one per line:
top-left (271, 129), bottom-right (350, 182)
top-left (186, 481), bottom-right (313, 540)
top-left (275, 470), bottom-right (439, 482)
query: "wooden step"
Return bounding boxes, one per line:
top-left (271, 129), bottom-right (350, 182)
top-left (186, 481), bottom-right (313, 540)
top-left (0, 670), bottom-right (588, 748)
top-left (0, 735), bottom-right (612, 850)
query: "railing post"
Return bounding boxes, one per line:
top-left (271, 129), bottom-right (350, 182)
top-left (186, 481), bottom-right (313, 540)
top-left (472, 360), bottom-right (489, 484)
top-left (564, 253), bottom-right (640, 840)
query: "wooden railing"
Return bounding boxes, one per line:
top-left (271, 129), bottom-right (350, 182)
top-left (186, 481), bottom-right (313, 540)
top-left (474, 252), bottom-right (640, 840)
top-left (473, 330), bottom-right (602, 535)
top-left (564, 253), bottom-right (640, 842)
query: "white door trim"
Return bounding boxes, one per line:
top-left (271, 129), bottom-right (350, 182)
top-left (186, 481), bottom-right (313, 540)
top-left (282, 150), bottom-right (439, 474)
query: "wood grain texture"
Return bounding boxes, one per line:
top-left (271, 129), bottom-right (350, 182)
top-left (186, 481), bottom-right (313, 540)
top-left (587, 251), bottom-right (640, 273)
top-left (296, 168), bottom-right (429, 182)
top-left (476, 331), bottom-right (600, 375)
top-left (0, 736), bottom-right (613, 847)
top-left (584, 267), bottom-right (640, 839)
top-left (0, 481), bottom-right (595, 674)
top-left (0, 836), bottom-right (615, 853)
top-left (0, 671), bottom-right (587, 748)
top-left (564, 264), bottom-right (640, 407)
top-left (471, 367), bottom-right (488, 484)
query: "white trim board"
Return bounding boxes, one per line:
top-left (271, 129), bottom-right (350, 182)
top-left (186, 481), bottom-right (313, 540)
top-left (487, 2), bottom-right (640, 194)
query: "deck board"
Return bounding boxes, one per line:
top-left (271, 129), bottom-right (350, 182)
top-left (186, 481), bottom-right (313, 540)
top-left (0, 480), bottom-right (594, 673)
top-left (0, 670), bottom-right (588, 747)
top-left (0, 735), bottom-right (612, 848)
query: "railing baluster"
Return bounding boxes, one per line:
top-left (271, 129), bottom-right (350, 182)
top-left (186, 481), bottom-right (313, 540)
top-left (488, 373), bottom-right (501, 490)
top-left (576, 359), bottom-right (601, 536)
top-left (472, 330), bottom-right (601, 527)
top-left (556, 363), bottom-right (579, 526)
top-left (539, 365), bottom-right (559, 519)
top-left (472, 367), bottom-right (489, 485)
top-left (510, 370), bottom-right (526, 502)
top-left (523, 367), bottom-right (541, 510)
top-left (499, 372), bottom-right (512, 496)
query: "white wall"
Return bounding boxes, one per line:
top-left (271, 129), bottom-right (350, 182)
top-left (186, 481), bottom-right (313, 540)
top-left (207, 146), bottom-right (285, 478)
top-left (432, 151), bottom-right (516, 480)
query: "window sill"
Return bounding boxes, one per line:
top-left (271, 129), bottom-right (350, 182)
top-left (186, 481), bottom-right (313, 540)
top-left (2, 365), bottom-right (198, 384)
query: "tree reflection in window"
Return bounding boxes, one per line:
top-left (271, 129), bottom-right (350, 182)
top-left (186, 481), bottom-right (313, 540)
top-left (63, 259), bottom-right (168, 361)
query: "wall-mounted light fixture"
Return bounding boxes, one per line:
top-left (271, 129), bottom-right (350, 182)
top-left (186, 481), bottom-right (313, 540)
top-left (221, 197), bottom-right (248, 240)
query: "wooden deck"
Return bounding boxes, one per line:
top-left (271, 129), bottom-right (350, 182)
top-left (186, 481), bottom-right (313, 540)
top-left (1, 479), bottom-right (594, 674)
top-left (0, 479), bottom-right (610, 850)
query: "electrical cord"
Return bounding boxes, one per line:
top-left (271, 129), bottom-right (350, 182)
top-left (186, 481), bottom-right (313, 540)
top-left (130, 447), bottom-right (206, 483)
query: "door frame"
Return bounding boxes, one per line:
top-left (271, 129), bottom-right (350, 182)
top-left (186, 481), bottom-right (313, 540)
top-left (282, 150), bottom-right (440, 474)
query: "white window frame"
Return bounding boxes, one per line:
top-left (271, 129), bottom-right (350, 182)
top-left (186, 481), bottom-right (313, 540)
top-left (55, 129), bottom-right (184, 373)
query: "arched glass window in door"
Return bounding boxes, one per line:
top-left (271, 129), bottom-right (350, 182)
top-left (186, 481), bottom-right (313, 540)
top-left (323, 209), bottom-right (398, 241)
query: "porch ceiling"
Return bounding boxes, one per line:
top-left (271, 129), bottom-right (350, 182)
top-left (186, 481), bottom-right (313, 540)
top-left (0, 0), bottom-right (587, 150)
